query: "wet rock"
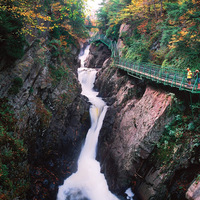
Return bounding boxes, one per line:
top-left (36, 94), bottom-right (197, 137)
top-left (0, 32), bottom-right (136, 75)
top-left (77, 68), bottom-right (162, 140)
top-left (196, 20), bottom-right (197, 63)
top-left (99, 86), bottom-right (172, 193)
top-left (64, 188), bottom-right (90, 200)
top-left (84, 43), bottom-right (111, 68)
top-left (95, 54), bottom-right (200, 200)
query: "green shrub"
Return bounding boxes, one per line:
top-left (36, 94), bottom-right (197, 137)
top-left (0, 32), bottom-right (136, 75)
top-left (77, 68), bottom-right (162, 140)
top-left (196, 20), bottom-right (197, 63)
top-left (8, 77), bottom-right (23, 95)
top-left (106, 23), bottom-right (120, 41)
top-left (29, 87), bottom-right (33, 94)
top-left (123, 36), bottom-right (150, 63)
top-left (0, 10), bottom-right (25, 65)
top-left (49, 64), bottom-right (69, 86)
top-left (155, 100), bottom-right (200, 166)
top-left (0, 98), bottom-right (29, 200)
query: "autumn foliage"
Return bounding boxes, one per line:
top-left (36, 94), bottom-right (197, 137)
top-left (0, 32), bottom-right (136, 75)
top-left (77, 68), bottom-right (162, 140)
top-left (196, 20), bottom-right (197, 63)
top-left (0, 0), bottom-right (89, 66)
top-left (97, 0), bottom-right (200, 69)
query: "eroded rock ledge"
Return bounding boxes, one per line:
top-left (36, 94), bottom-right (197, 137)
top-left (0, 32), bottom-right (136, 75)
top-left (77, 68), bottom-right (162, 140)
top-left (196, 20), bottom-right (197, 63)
top-left (95, 59), bottom-right (172, 196)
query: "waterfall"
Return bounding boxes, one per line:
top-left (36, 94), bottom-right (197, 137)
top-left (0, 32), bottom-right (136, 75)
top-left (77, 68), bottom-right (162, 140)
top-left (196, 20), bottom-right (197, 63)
top-left (57, 45), bottom-right (119, 200)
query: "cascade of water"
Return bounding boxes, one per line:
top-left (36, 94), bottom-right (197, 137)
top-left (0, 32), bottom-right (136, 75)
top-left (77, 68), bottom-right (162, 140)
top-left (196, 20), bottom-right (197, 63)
top-left (57, 46), bottom-right (119, 200)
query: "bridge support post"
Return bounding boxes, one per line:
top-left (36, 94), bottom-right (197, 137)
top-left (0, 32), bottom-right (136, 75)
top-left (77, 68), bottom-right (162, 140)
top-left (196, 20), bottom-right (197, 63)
top-left (190, 93), bottom-right (194, 119)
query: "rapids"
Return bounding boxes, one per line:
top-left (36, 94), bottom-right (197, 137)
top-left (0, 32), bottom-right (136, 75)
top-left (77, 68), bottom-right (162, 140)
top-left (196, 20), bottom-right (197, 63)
top-left (57, 46), bottom-right (119, 200)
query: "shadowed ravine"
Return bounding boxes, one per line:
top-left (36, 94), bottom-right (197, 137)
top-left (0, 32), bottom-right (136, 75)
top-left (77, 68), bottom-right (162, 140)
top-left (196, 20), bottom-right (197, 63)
top-left (57, 46), bottom-right (119, 200)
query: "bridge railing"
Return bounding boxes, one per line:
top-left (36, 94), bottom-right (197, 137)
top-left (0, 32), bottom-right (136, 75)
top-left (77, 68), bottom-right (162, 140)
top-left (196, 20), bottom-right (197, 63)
top-left (90, 34), bottom-right (118, 55)
top-left (90, 34), bottom-right (111, 47)
top-left (116, 58), bottom-right (199, 93)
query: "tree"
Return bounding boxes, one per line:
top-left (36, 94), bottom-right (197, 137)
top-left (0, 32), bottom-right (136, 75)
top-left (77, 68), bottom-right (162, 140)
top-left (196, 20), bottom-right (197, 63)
top-left (162, 0), bottom-right (200, 69)
top-left (97, 0), bottom-right (125, 39)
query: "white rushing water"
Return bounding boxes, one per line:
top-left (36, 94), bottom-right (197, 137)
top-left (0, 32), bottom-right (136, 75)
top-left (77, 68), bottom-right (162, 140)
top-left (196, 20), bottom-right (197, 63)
top-left (57, 46), bottom-right (119, 200)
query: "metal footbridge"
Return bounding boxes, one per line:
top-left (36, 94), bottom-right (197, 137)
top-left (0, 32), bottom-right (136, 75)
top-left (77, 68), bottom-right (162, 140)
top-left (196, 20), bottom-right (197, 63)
top-left (90, 34), bottom-right (200, 94)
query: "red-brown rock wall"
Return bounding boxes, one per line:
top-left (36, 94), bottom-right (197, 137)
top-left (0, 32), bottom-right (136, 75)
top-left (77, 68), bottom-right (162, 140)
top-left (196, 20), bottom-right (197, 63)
top-left (95, 59), bottom-right (173, 195)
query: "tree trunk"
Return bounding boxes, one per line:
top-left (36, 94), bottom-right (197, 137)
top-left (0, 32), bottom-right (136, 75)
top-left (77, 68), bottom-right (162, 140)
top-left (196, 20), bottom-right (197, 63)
top-left (152, 0), bottom-right (158, 20)
top-left (160, 0), bottom-right (163, 16)
top-left (148, 0), bottom-right (151, 15)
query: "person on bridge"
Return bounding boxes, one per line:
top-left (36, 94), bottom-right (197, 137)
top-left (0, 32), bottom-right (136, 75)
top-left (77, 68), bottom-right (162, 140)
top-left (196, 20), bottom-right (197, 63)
top-left (187, 68), bottom-right (192, 86)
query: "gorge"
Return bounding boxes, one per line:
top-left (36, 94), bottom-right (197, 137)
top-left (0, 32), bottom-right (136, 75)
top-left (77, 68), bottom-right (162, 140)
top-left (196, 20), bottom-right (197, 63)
top-left (0, 0), bottom-right (200, 200)
top-left (1, 32), bottom-right (200, 200)
top-left (57, 46), bottom-right (119, 200)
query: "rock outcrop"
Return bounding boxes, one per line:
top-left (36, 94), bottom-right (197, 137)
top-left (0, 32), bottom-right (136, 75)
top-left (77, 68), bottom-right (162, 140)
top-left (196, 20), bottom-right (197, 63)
top-left (117, 23), bottom-right (130, 57)
top-left (84, 42), bottom-right (111, 68)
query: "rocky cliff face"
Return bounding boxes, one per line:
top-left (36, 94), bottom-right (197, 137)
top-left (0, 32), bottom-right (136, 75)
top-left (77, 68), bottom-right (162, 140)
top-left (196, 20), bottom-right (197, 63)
top-left (0, 37), bottom-right (90, 199)
top-left (117, 23), bottom-right (130, 57)
top-left (94, 59), bottom-right (172, 194)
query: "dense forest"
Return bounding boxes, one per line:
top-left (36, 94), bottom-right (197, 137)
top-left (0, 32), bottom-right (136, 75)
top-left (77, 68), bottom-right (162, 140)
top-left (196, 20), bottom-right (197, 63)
top-left (0, 0), bottom-right (200, 199)
top-left (0, 0), bottom-right (89, 65)
top-left (97, 0), bottom-right (200, 70)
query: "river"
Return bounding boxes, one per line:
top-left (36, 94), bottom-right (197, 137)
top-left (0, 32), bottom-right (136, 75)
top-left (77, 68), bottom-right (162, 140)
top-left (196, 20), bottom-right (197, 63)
top-left (57, 46), bottom-right (119, 200)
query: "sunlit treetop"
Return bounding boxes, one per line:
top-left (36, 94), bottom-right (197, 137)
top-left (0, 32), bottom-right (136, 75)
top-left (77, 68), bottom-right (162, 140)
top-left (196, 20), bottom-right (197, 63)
top-left (0, 0), bottom-right (88, 38)
top-left (0, 0), bottom-right (52, 35)
top-left (166, 0), bottom-right (200, 49)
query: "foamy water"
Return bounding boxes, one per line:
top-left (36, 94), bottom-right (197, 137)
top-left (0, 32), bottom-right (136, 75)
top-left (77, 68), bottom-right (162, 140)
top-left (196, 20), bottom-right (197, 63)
top-left (57, 45), bottom-right (119, 200)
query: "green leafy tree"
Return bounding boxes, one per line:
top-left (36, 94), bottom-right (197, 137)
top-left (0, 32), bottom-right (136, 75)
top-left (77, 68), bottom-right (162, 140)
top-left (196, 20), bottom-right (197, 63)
top-left (161, 0), bottom-right (200, 69)
top-left (97, 0), bottom-right (126, 40)
top-left (96, 0), bottom-right (110, 34)
top-left (0, 9), bottom-right (25, 65)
